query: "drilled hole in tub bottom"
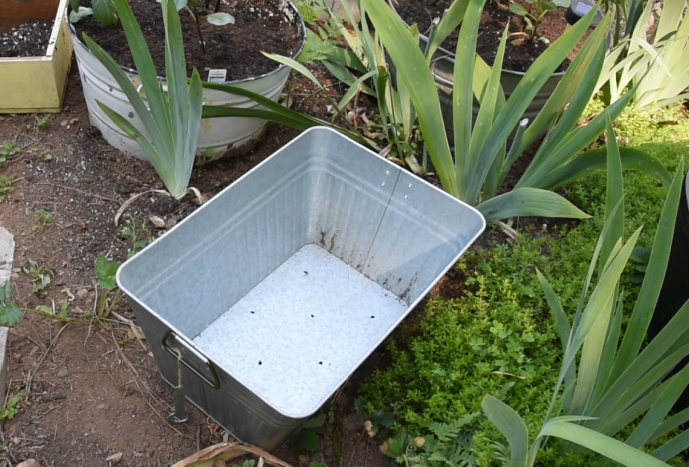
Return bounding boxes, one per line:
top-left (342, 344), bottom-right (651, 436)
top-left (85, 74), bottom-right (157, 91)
top-left (258, 360), bottom-right (262, 365)
top-left (370, 315), bottom-right (375, 318)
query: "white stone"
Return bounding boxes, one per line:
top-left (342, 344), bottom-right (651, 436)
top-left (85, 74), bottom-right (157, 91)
top-left (0, 227), bottom-right (14, 286)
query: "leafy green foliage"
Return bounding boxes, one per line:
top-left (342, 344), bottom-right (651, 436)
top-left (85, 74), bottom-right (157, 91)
top-left (291, 429), bottom-right (321, 452)
top-left (26, 115), bottom-right (50, 132)
top-left (363, 0), bottom-right (650, 220)
top-left (119, 215), bottom-right (152, 258)
top-left (383, 415), bottom-right (480, 467)
top-left (69, 0), bottom-right (118, 25)
top-left (290, 412), bottom-right (327, 452)
top-left (34, 209), bottom-right (52, 226)
top-left (30, 209), bottom-right (53, 235)
top-left (35, 300), bottom-right (70, 323)
top-left (0, 175), bottom-right (15, 202)
top-left (509, 0), bottom-right (569, 42)
top-left (95, 255), bottom-right (120, 291)
top-left (354, 397), bottom-right (394, 435)
top-left (597, 0), bottom-right (689, 107)
top-left (268, 0), bottom-right (430, 174)
top-left (0, 282), bottom-right (22, 327)
top-left (299, 27), bottom-right (341, 64)
top-left (0, 390), bottom-right (25, 422)
top-left (361, 233), bottom-right (579, 460)
top-left (22, 259), bottom-right (53, 294)
top-left (0, 140), bottom-right (19, 164)
top-left (296, 0), bottom-right (324, 24)
top-left (93, 256), bottom-right (122, 320)
top-left (480, 122), bottom-right (689, 465)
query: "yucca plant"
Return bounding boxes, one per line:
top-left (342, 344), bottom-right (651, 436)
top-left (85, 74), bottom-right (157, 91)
top-left (83, 0), bottom-right (203, 200)
top-left (362, 0), bottom-right (668, 221)
top-left (482, 120), bottom-right (689, 465)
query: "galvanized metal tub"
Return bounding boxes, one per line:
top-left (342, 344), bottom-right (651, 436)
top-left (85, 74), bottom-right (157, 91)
top-left (117, 127), bottom-right (486, 451)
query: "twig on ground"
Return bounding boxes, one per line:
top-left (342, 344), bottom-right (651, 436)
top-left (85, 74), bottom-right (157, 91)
top-left (346, 429), bottom-right (367, 467)
top-left (35, 182), bottom-right (120, 203)
top-left (109, 330), bottom-right (194, 441)
top-left (25, 323), bottom-right (70, 397)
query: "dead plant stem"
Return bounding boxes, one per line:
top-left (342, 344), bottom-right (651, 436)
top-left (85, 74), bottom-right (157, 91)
top-left (109, 331), bottom-right (194, 441)
top-left (26, 323), bottom-right (70, 397)
top-left (35, 182), bottom-right (120, 203)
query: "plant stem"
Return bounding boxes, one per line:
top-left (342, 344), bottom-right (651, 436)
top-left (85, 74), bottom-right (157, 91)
top-left (192, 3), bottom-right (206, 52)
top-left (22, 307), bottom-right (89, 325)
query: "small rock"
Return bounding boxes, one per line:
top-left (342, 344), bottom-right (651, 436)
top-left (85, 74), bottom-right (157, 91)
top-left (12, 436), bottom-right (20, 445)
top-left (17, 460), bottom-right (41, 467)
top-left (106, 452), bottom-right (123, 464)
top-left (149, 215), bottom-right (166, 229)
top-left (76, 288), bottom-right (88, 300)
top-left (57, 367), bottom-right (69, 378)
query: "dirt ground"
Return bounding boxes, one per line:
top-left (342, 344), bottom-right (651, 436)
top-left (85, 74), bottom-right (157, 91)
top-left (0, 59), bottom-right (397, 467)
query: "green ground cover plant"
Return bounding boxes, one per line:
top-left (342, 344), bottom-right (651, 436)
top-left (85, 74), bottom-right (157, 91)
top-left (363, 231), bottom-right (589, 464)
top-left (0, 175), bottom-right (14, 202)
top-left (480, 121), bottom-right (689, 465)
top-left (30, 208), bottom-right (53, 235)
top-left (21, 259), bottom-right (53, 294)
top-left (360, 101), bottom-right (689, 465)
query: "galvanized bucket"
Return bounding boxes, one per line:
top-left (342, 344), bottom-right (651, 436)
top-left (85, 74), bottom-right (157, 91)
top-left (117, 127), bottom-right (486, 451)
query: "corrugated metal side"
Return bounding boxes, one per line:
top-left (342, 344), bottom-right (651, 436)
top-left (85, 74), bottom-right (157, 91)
top-left (119, 141), bottom-right (320, 338)
top-left (362, 168), bottom-right (485, 305)
top-left (308, 138), bottom-right (397, 270)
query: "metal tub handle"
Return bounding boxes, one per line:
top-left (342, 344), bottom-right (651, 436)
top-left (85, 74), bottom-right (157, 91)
top-left (162, 331), bottom-right (220, 390)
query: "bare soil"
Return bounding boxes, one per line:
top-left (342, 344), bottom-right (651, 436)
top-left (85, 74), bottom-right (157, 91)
top-left (0, 21), bottom-right (53, 57)
top-left (0, 55), bottom-right (399, 466)
top-left (393, 0), bottom-right (577, 72)
top-left (74, 0), bottom-right (304, 81)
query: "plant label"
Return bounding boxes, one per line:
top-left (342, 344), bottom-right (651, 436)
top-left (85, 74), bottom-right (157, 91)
top-left (573, 0), bottom-right (593, 15)
top-left (207, 69), bottom-right (227, 83)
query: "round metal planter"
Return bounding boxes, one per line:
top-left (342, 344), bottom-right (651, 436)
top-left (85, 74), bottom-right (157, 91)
top-left (389, 1), bottom-right (604, 138)
top-left (429, 47), bottom-right (565, 136)
top-left (69, 0), bottom-right (305, 162)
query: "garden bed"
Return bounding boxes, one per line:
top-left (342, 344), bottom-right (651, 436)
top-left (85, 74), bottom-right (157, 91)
top-left (0, 61), bottom-right (396, 467)
top-left (1, 0), bottom-right (688, 464)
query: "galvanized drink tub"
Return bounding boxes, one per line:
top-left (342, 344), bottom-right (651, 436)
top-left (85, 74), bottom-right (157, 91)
top-left (117, 127), bottom-right (485, 451)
